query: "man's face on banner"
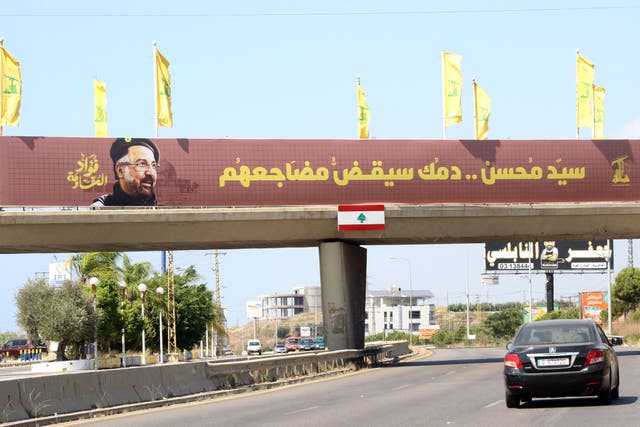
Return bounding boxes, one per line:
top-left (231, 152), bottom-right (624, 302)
top-left (117, 145), bottom-right (158, 200)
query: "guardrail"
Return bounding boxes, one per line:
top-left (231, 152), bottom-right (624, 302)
top-left (0, 342), bottom-right (410, 425)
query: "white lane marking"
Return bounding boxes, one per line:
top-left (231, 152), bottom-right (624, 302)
top-left (284, 406), bottom-right (320, 415)
top-left (484, 400), bottom-right (503, 408)
top-left (391, 384), bottom-right (412, 391)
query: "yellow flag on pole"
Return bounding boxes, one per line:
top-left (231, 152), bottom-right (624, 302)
top-left (0, 45), bottom-right (22, 127)
top-left (93, 78), bottom-right (107, 137)
top-left (443, 51), bottom-right (463, 126)
top-left (593, 84), bottom-right (605, 140)
top-left (357, 79), bottom-right (370, 139)
top-left (473, 80), bottom-right (491, 140)
top-left (155, 47), bottom-right (173, 128)
top-left (576, 53), bottom-right (594, 129)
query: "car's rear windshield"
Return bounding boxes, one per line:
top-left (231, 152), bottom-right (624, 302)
top-left (515, 325), bottom-right (594, 345)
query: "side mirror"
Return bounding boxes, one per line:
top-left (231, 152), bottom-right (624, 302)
top-left (506, 342), bottom-right (513, 351)
top-left (610, 336), bottom-right (624, 346)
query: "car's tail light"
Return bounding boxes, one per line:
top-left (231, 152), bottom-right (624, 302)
top-left (585, 350), bottom-right (605, 365)
top-left (505, 353), bottom-right (523, 369)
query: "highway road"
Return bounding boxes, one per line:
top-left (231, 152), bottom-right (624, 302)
top-left (60, 346), bottom-right (640, 426)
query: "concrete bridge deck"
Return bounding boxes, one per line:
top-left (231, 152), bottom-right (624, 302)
top-left (1, 202), bottom-right (639, 253)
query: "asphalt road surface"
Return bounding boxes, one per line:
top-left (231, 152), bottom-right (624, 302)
top-left (62, 346), bottom-right (640, 427)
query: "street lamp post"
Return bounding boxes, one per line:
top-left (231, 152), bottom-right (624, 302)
top-left (156, 286), bottom-right (165, 364)
top-left (118, 281), bottom-right (127, 368)
top-left (389, 257), bottom-right (413, 345)
top-left (88, 277), bottom-right (99, 370)
top-left (138, 283), bottom-right (147, 365)
top-left (598, 246), bottom-right (613, 335)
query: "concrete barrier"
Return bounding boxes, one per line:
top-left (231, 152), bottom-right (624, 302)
top-left (17, 371), bottom-right (101, 418)
top-left (98, 364), bottom-right (164, 407)
top-left (159, 362), bottom-right (212, 398)
top-left (0, 379), bottom-right (29, 423)
top-left (1, 342), bottom-right (410, 424)
top-left (30, 359), bottom-right (92, 373)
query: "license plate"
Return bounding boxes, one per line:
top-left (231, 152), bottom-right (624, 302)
top-left (537, 357), bottom-right (569, 367)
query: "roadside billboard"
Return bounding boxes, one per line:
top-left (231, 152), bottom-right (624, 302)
top-left (1, 137), bottom-right (639, 207)
top-left (300, 326), bottom-right (311, 337)
top-left (48, 261), bottom-right (71, 286)
top-left (246, 301), bottom-right (263, 319)
top-left (580, 291), bottom-right (609, 324)
top-left (522, 304), bottom-right (559, 323)
top-left (485, 240), bottom-right (613, 272)
top-left (419, 325), bottom-right (441, 339)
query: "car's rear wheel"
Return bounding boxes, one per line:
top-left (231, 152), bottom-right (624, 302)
top-left (505, 392), bottom-right (520, 408)
top-left (612, 371), bottom-right (620, 400)
top-left (597, 374), bottom-right (612, 405)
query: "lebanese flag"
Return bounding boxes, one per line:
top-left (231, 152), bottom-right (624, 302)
top-left (337, 205), bottom-right (385, 231)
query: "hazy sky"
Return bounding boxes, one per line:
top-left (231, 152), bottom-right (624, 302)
top-left (1, 1), bottom-right (639, 331)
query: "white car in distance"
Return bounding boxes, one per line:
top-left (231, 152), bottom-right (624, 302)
top-left (247, 339), bottom-right (262, 355)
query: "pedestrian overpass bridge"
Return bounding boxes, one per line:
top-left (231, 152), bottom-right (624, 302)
top-left (1, 202), bottom-right (639, 253)
top-left (3, 136), bottom-right (640, 351)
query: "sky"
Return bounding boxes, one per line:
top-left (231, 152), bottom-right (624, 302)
top-left (1, 1), bottom-right (640, 332)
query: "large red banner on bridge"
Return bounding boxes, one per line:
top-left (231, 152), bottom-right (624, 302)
top-left (0, 137), bottom-right (638, 207)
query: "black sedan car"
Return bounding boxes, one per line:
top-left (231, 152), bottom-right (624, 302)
top-left (503, 319), bottom-right (622, 408)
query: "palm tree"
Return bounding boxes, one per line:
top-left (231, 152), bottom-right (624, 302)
top-left (71, 252), bottom-right (121, 285)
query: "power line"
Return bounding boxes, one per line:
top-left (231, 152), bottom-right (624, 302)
top-left (2, 5), bottom-right (638, 18)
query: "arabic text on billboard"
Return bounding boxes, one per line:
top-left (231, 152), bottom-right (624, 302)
top-left (1, 137), bottom-right (639, 207)
top-left (485, 240), bottom-right (613, 272)
top-left (580, 291), bottom-right (609, 324)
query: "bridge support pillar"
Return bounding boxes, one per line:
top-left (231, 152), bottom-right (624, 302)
top-left (319, 241), bottom-right (367, 350)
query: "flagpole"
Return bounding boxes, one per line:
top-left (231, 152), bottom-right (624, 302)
top-left (0, 37), bottom-right (4, 136)
top-left (576, 49), bottom-right (580, 140)
top-left (591, 83), bottom-right (596, 139)
top-left (356, 74), bottom-right (360, 139)
top-left (441, 51), bottom-right (446, 140)
top-left (472, 78), bottom-right (477, 140)
top-left (153, 40), bottom-right (158, 138)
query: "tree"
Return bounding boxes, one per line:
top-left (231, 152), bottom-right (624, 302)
top-left (48, 282), bottom-right (97, 360)
top-left (16, 280), bottom-right (96, 360)
top-left (15, 278), bottom-right (53, 343)
top-left (277, 325), bottom-right (290, 339)
top-left (539, 307), bottom-right (580, 320)
top-left (71, 252), bottom-right (121, 285)
top-left (174, 277), bottom-right (218, 350)
top-left (484, 309), bottom-right (522, 339)
top-left (143, 266), bottom-right (226, 352)
top-left (612, 267), bottom-right (640, 318)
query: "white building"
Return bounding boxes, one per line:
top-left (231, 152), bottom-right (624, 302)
top-left (259, 286), bottom-right (321, 319)
top-left (365, 287), bottom-right (436, 337)
top-left (255, 285), bottom-right (436, 338)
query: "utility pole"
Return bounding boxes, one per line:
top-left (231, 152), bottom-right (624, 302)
top-left (208, 250), bottom-right (227, 357)
top-left (213, 250), bottom-right (225, 307)
top-left (628, 239), bottom-right (634, 267)
top-left (166, 251), bottom-right (177, 356)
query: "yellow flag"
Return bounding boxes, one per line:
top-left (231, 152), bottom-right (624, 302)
top-left (593, 84), bottom-right (605, 140)
top-left (576, 54), bottom-right (594, 128)
top-left (473, 81), bottom-right (491, 140)
top-left (0, 46), bottom-right (22, 127)
top-left (155, 47), bottom-right (173, 128)
top-left (443, 51), bottom-right (463, 126)
top-left (93, 78), bottom-right (107, 137)
top-left (357, 81), bottom-right (370, 139)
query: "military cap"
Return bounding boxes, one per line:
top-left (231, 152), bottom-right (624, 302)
top-left (110, 137), bottom-right (160, 164)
